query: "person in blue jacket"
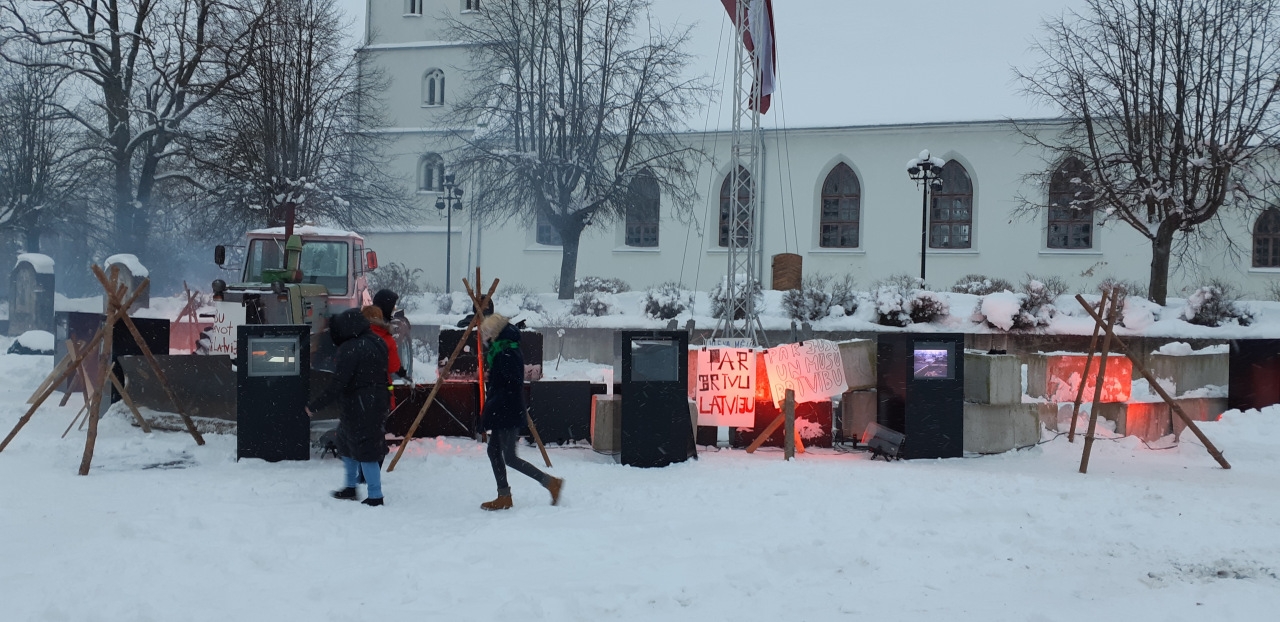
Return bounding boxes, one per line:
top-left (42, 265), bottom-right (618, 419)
top-left (478, 313), bottom-right (563, 511)
top-left (307, 308), bottom-right (390, 506)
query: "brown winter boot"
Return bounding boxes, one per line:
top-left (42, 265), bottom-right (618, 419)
top-left (480, 495), bottom-right (513, 511)
top-left (545, 477), bottom-right (564, 506)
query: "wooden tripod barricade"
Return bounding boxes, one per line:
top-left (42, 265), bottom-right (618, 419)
top-left (384, 270), bottom-right (555, 473)
top-left (0, 265), bottom-right (203, 475)
top-left (1071, 292), bottom-right (1231, 473)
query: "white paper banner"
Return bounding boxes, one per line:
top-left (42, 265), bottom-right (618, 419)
top-left (764, 340), bottom-right (848, 406)
top-left (206, 301), bottom-right (245, 357)
top-left (694, 348), bottom-right (756, 427)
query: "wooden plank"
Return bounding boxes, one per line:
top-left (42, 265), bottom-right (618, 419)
top-left (80, 266), bottom-right (121, 476)
top-left (745, 413), bottom-right (786, 454)
top-left (783, 390), bottom-right (796, 460)
top-left (1069, 288), bottom-right (1110, 443)
top-left (1079, 292), bottom-right (1122, 474)
top-left (109, 372), bottom-right (152, 434)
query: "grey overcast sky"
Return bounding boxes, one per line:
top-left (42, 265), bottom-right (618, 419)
top-left (333, 0), bottom-right (1083, 128)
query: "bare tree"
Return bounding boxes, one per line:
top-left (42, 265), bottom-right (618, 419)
top-left (446, 0), bottom-right (708, 299)
top-left (0, 0), bottom-right (262, 261)
top-left (186, 0), bottom-right (410, 234)
top-left (1018, 0), bottom-right (1280, 304)
top-left (0, 45), bottom-right (87, 252)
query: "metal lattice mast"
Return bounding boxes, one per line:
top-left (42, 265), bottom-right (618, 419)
top-left (720, 0), bottom-right (762, 344)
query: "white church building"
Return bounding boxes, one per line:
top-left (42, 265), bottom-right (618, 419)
top-left (355, 0), bottom-right (1280, 298)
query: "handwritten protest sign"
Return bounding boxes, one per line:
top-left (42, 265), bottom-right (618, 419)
top-left (763, 340), bottom-right (848, 406)
top-left (694, 348), bottom-right (756, 427)
top-left (206, 301), bottom-right (245, 357)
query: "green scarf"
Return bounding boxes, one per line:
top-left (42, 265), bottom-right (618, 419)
top-left (484, 338), bottom-right (518, 369)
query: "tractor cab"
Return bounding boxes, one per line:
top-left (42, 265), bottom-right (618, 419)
top-left (212, 226), bottom-right (378, 370)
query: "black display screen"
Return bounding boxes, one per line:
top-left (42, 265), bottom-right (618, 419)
top-left (630, 339), bottom-right (678, 382)
top-left (912, 342), bottom-right (953, 380)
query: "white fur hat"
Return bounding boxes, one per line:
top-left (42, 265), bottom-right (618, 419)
top-left (479, 313), bottom-right (509, 343)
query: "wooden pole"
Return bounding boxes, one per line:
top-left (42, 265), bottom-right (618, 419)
top-left (109, 373), bottom-right (152, 433)
top-left (91, 265), bottom-right (204, 446)
top-left (79, 267), bottom-right (121, 476)
top-left (386, 278), bottom-right (499, 472)
top-left (61, 401), bottom-right (89, 439)
top-left (783, 389), bottom-right (796, 460)
top-left (0, 280), bottom-right (145, 453)
top-left (473, 268), bottom-right (486, 418)
top-left (1069, 289), bottom-right (1110, 443)
top-left (1075, 295), bottom-right (1231, 469)
top-left (1079, 291), bottom-right (1121, 474)
top-left (28, 350), bottom-right (73, 404)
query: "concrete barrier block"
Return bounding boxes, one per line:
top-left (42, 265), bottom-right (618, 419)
top-left (591, 394), bottom-right (621, 454)
top-left (963, 403), bottom-right (1041, 454)
top-left (1172, 397), bottom-right (1228, 440)
top-left (1026, 353), bottom-right (1132, 403)
top-left (964, 352), bottom-right (1021, 405)
top-left (1149, 352), bottom-right (1229, 395)
top-left (1035, 402), bottom-right (1066, 431)
top-left (839, 389), bottom-right (876, 441)
top-left (837, 339), bottom-right (876, 390)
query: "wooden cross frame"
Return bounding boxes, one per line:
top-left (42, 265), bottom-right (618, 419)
top-left (1072, 292), bottom-right (1231, 473)
top-left (463, 268), bottom-right (551, 468)
top-left (386, 277), bottom-right (499, 472)
top-left (0, 265), bottom-right (204, 475)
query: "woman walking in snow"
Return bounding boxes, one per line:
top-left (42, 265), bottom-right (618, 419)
top-left (477, 313), bottom-right (563, 511)
top-left (306, 308), bottom-right (390, 506)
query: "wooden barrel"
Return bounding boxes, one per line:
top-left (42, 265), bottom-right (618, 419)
top-left (771, 253), bottom-right (803, 290)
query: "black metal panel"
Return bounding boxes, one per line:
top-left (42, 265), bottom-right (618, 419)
top-left (386, 382), bottom-right (478, 439)
top-left (236, 324), bottom-right (310, 462)
top-left (53, 312), bottom-right (169, 403)
top-left (618, 330), bottom-right (694, 467)
top-left (876, 333), bottom-right (964, 460)
top-left (528, 381), bottom-right (592, 444)
top-left (438, 327), bottom-right (544, 381)
top-left (1229, 339), bottom-right (1280, 412)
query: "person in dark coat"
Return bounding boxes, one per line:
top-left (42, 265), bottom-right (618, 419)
top-left (372, 289), bottom-right (399, 328)
top-left (306, 308), bottom-right (391, 506)
top-left (478, 313), bottom-right (563, 511)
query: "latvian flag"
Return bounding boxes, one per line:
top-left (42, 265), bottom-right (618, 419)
top-left (720, 0), bottom-right (777, 114)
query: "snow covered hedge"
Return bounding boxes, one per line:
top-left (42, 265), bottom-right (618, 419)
top-left (1182, 281), bottom-right (1253, 327)
top-left (642, 282), bottom-right (692, 320)
top-left (872, 275), bottom-right (948, 327)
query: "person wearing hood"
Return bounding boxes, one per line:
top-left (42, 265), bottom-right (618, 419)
top-left (361, 305), bottom-right (403, 409)
top-left (477, 313), bottom-right (563, 511)
top-left (306, 308), bottom-right (391, 506)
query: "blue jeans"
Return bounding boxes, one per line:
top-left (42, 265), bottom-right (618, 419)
top-left (342, 456), bottom-right (383, 499)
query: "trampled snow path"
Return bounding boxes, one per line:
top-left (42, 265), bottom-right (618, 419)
top-left (1, 351), bottom-right (1278, 621)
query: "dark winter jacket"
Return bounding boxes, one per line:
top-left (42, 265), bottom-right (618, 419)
top-left (479, 322), bottom-right (525, 431)
top-left (309, 308), bottom-right (390, 462)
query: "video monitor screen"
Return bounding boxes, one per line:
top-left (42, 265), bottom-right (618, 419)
top-left (630, 339), bottom-right (678, 382)
top-left (247, 337), bottom-right (300, 377)
top-left (912, 342), bottom-right (953, 380)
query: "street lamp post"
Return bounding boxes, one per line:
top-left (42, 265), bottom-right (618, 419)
top-left (435, 173), bottom-right (464, 294)
top-left (906, 150), bottom-right (945, 284)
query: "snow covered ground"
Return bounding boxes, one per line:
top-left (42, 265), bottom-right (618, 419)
top-left (2, 338), bottom-right (1278, 621)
